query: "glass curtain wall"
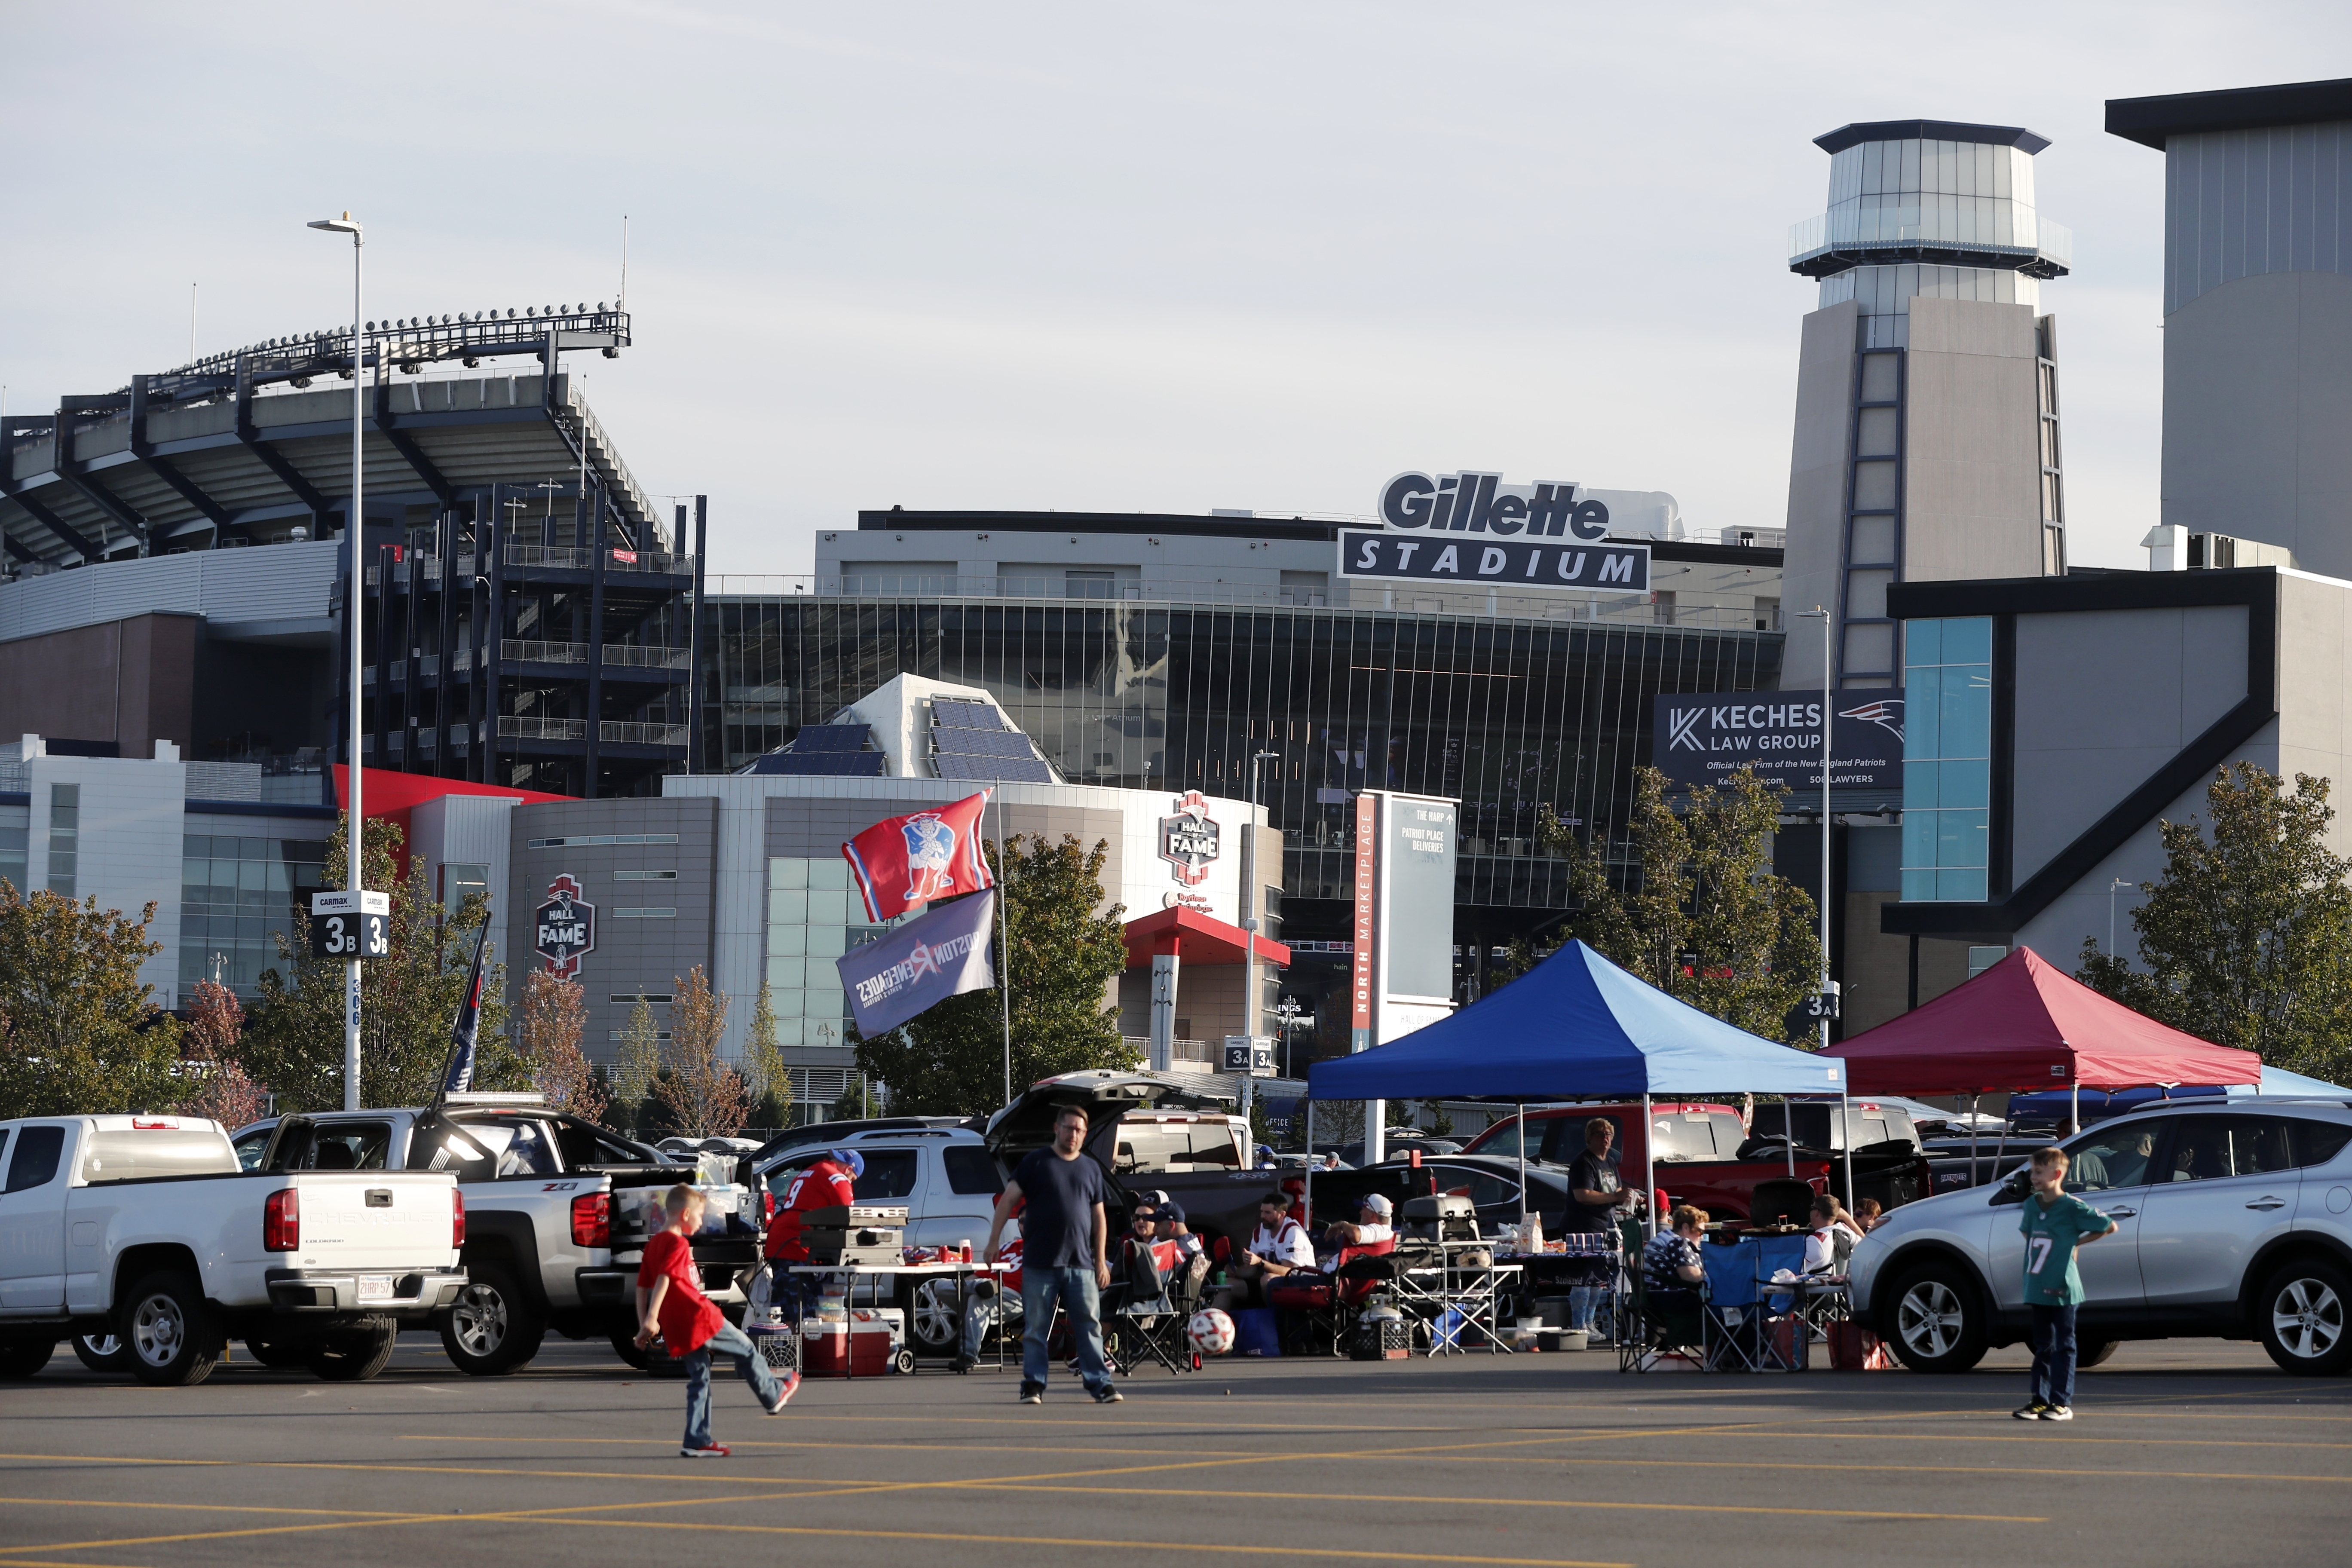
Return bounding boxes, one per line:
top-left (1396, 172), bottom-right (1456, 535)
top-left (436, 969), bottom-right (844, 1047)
top-left (1899, 617), bottom-right (1993, 902)
top-left (704, 597), bottom-right (1779, 922)
top-left (179, 835), bottom-right (328, 998)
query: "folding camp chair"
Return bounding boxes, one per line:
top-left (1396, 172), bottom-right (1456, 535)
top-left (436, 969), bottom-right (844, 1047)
top-left (1268, 1236), bottom-right (1399, 1357)
top-left (1617, 1230), bottom-right (1703, 1373)
top-left (1700, 1235), bottom-right (1805, 1372)
top-left (1109, 1237), bottom-right (1204, 1376)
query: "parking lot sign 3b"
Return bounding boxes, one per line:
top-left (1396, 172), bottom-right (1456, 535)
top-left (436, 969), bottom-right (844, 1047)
top-left (309, 890), bottom-right (390, 960)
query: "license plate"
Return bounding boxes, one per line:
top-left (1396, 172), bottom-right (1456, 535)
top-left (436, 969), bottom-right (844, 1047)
top-left (358, 1274), bottom-right (395, 1303)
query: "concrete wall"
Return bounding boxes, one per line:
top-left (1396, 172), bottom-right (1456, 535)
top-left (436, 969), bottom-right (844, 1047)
top-left (504, 797), bottom-right (723, 1065)
top-left (1902, 298), bottom-right (2046, 584)
top-left (2161, 270), bottom-right (2352, 580)
top-left (1777, 300), bottom-right (1859, 689)
top-left (2009, 604), bottom-right (2249, 887)
top-left (0, 612), bottom-right (201, 758)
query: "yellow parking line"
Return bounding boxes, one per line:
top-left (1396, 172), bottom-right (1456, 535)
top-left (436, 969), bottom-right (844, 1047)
top-left (937, 1481), bottom-right (2043, 1524)
top-left (1458, 1454), bottom-right (2352, 1484)
top-left (530, 1514), bottom-right (1634, 1567)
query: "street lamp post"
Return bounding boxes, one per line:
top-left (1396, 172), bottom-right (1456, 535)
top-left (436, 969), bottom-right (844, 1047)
top-left (1242, 749), bottom-right (1280, 1124)
top-left (308, 211), bottom-right (365, 1111)
top-left (1798, 607), bottom-right (1851, 1212)
top-left (2108, 877), bottom-right (2133, 958)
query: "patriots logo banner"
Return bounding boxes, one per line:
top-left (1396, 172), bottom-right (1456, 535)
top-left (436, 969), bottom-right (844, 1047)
top-left (843, 790), bottom-right (995, 922)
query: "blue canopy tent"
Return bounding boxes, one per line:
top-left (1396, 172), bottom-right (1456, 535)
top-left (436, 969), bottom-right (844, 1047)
top-left (1305, 941), bottom-right (1850, 1232)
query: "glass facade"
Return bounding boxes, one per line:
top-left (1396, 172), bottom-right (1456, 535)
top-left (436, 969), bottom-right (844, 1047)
top-left (0, 818), bottom-right (23, 894)
top-left (705, 596), bottom-right (1780, 1048)
top-left (180, 834), bottom-right (328, 999)
top-left (764, 856), bottom-right (867, 1050)
top-left (46, 784), bottom-right (78, 897)
top-left (1900, 617), bottom-right (1993, 902)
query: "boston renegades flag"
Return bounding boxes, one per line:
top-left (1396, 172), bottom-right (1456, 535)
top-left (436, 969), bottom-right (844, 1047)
top-left (438, 921), bottom-right (493, 1099)
top-left (842, 790), bottom-right (996, 922)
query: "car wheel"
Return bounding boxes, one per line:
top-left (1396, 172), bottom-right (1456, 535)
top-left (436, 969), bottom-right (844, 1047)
top-left (439, 1263), bottom-right (545, 1376)
top-left (900, 1277), bottom-right (962, 1356)
top-left (0, 1340), bottom-right (55, 1380)
top-left (1884, 1263), bottom-right (1988, 1373)
top-left (72, 1333), bottom-right (132, 1374)
top-left (2076, 1338), bottom-right (2121, 1369)
top-left (2258, 1259), bottom-right (2352, 1375)
top-left (243, 1337), bottom-right (309, 1368)
top-left (125, 1271), bottom-right (226, 1387)
top-left (306, 1317), bottom-right (398, 1382)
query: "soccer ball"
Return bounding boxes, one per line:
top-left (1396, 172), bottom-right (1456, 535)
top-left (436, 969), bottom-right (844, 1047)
top-left (1187, 1308), bottom-right (1235, 1357)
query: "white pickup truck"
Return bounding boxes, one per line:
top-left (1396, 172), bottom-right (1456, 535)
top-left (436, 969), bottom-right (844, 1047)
top-left (0, 1115), bottom-right (466, 1386)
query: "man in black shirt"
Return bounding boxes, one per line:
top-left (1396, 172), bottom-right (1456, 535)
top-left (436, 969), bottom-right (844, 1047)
top-left (986, 1103), bottom-right (1121, 1406)
top-left (1565, 1118), bottom-right (1629, 1342)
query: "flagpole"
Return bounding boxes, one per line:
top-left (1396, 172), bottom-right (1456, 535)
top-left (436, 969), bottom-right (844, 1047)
top-left (995, 786), bottom-right (1013, 1108)
top-left (430, 913), bottom-right (494, 1114)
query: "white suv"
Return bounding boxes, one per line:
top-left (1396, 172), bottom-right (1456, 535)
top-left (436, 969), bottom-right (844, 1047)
top-left (1850, 1098), bottom-right (2352, 1375)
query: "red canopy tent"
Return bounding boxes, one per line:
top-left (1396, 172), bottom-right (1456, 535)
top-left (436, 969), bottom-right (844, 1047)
top-left (1823, 946), bottom-right (2260, 1095)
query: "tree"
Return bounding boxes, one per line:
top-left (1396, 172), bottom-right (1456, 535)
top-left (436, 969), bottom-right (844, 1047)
top-left (653, 966), bottom-right (749, 1139)
top-left (2078, 764), bottom-right (2352, 1084)
top-left (240, 814), bottom-right (524, 1110)
top-left (517, 969), bottom-right (606, 1122)
top-left (851, 835), bottom-right (1136, 1116)
top-left (611, 997), bottom-right (665, 1130)
top-left (1537, 765), bottom-right (1826, 1046)
top-left (179, 978), bottom-right (268, 1129)
top-left (743, 983), bottom-right (790, 1127)
top-left (0, 886), bottom-right (183, 1119)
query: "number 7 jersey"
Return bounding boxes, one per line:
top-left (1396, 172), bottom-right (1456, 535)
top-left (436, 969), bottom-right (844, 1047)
top-left (2019, 1190), bottom-right (2112, 1306)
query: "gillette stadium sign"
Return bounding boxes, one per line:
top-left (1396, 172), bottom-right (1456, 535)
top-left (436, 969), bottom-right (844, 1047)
top-left (1650, 690), bottom-right (1905, 795)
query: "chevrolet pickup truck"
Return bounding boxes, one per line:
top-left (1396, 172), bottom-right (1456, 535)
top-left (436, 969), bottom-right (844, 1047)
top-left (0, 1115), bottom-right (465, 1386)
top-left (239, 1100), bottom-right (757, 1375)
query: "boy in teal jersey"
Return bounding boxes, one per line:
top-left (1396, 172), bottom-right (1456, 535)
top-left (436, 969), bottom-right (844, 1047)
top-left (2015, 1146), bottom-right (2118, 1422)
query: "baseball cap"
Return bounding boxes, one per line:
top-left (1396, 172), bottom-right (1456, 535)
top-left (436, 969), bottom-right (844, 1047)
top-left (1360, 1192), bottom-right (1393, 1217)
top-left (831, 1148), bottom-right (866, 1179)
top-left (1143, 1189), bottom-right (1185, 1223)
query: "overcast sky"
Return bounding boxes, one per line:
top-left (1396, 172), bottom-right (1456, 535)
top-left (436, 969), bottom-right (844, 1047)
top-left (5, 4), bottom-right (2348, 578)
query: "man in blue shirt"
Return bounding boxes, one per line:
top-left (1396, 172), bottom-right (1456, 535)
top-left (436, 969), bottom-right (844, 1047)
top-left (985, 1103), bottom-right (1121, 1407)
top-left (2015, 1145), bottom-right (2118, 1422)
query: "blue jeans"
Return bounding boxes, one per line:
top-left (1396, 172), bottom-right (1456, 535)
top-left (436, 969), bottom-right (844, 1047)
top-left (1021, 1265), bottom-right (1110, 1393)
top-left (683, 1321), bottom-right (783, 1450)
top-left (2029, 1303), bottom-right (2078, 1408)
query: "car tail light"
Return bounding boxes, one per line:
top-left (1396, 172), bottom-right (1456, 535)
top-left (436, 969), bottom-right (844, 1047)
top-left (263, 1188), bottom-right (300, 1251)
top-left (571, 1192), bottom-right (609, 1249)
top-left (763, 1190), bottom-right (776, 1222)
top-left (452, 1188), bottom-right (467, 1248)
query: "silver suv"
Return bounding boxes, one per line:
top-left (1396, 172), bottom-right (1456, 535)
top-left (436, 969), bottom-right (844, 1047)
top-left (1850, 1098), bottom-right (2352, 1375)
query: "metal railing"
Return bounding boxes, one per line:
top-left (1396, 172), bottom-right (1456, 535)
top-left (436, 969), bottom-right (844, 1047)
top-left (699, 574), bottom-right (1780, 632)
top-left (503, 640), bottom-right (589, 665)
top-left (600, 721), bottom-right (686, 746)
top-left (1788, 207), bottom-right (2073, 271)
top-left (602, 644), bottom-right (690, 669)
top-left (498, 716), bottom-right (585, 741)
top-left (502, 542), bottom-right (692, 574)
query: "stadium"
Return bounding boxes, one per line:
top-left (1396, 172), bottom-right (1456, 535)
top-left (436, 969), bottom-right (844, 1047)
top-left (0, 304), bottom-right (701, 799)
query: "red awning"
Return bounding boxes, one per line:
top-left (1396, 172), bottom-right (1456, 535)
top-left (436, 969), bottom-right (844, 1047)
top-left (1121, 906), bottom-right (1291, 970)
top-left (1822, 946), bottom-right (2261, 1094)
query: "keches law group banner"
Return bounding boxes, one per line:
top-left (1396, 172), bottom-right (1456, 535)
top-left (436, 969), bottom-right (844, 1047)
top-left (842, 791), bottom-right (996, 922)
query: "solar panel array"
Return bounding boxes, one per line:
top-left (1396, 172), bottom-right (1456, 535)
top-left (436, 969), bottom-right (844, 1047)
top-left (744, 723), bottom-right (888, 777)
top-left (930, 699), bottom-right (1055, 782)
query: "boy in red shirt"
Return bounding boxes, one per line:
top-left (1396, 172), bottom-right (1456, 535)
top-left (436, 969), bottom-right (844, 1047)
top-left (637, 1184), bottom-right (798, 1458)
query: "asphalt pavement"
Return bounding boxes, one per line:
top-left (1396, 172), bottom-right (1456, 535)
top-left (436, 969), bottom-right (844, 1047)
top-left (0, 1332), bottom-right (2345, 1568)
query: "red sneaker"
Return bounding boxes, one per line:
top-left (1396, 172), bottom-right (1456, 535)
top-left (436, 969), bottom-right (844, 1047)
top-left (764, 1371), bottom-right (801, 1414)
top-left (680, 1445), bottom-right (731, 1459)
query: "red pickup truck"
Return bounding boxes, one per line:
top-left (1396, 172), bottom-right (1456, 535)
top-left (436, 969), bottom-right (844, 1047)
top-left (1459, 1101), bottom-right (1929, 1224)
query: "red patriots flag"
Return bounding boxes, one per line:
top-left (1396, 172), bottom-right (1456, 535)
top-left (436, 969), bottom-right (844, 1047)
top-left (843, 790), bottom-right (996, 922)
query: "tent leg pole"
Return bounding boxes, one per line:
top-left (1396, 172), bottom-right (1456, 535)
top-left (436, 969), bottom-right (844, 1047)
top-left (1785, 1101), bottom-right (1796, 1181)
top-left (1516, 1101), bottom-right (1528, 1233)
top-left (1304, 1100), bottom-right (1314, 1227)
top-left (1969, 1093), bottom-right (1980, 1188)
top-left (1642, 1092), bottom-right (1656, 1243)
top-left (1839, 1090), bottom-right (1854, 1216)
top-left (2070, 1081), bottom-right (2080, 1135)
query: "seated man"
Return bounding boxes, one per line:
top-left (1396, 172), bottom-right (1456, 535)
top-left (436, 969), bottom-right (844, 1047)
top-left (1642, 1204), bottom-right (1708, 1293)
top-left (1800, 1193), bottom-right (1863, 1275)
top-left (1138, 1190), bottom-right (1208, 1284)
top-left (1214, 1193), bottom-right (1315, 1311)
top-left (1316, 1192), bottom-right (1395, 1272)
